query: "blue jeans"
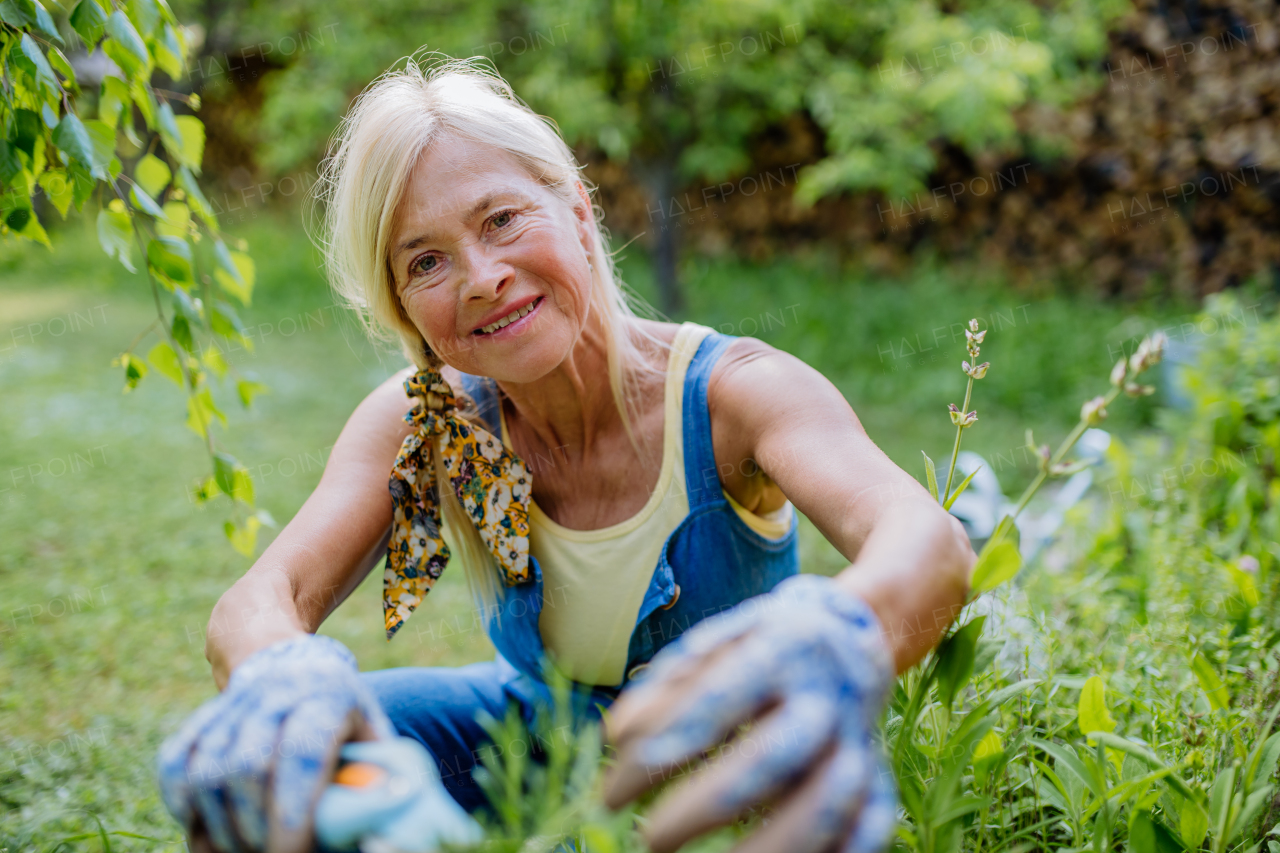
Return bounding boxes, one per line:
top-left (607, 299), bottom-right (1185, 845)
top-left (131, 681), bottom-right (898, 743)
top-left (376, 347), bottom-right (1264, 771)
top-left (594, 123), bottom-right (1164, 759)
top-left (361, 655), bottom-right (612, 813)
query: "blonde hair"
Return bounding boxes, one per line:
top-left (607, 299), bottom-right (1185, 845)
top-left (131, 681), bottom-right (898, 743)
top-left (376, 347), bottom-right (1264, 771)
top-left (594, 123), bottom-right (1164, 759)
top-left (307, 52), bottom-right (665, 616)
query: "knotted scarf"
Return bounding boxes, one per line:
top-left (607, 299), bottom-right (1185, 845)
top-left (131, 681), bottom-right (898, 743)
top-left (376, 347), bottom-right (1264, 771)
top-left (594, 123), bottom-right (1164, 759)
top-left (384, 368), bottom-right (531, 639)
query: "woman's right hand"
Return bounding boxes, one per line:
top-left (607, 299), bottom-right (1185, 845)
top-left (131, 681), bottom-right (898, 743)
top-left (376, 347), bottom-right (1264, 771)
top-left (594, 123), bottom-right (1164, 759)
top-left (156, 634), bottom-right (396, 853)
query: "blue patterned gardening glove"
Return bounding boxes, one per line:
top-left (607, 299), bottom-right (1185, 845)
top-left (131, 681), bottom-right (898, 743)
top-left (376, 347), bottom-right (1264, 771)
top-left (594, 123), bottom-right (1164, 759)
top-left (603, 573), bottom-right (898, 853)
top-left (155, 634), bottom-right (396, 853)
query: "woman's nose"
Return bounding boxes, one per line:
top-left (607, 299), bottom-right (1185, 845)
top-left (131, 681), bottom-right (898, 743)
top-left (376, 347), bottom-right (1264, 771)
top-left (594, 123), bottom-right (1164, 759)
top-left (459, 247), bottom-right (514, 303)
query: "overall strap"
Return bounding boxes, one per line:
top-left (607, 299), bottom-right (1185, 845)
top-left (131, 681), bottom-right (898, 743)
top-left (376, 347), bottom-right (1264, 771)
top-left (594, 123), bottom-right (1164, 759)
top-left (682, 329), bottom-right (738, 510)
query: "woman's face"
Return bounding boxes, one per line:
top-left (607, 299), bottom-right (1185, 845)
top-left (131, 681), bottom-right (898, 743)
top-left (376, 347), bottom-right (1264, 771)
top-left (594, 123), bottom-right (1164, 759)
top-left (387, 136), bottom-right (595, 382)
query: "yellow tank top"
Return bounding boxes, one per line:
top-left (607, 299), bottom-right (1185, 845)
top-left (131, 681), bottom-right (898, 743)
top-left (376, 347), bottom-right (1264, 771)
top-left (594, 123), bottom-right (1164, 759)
top-left (497, 322), bottom-right (792, 686)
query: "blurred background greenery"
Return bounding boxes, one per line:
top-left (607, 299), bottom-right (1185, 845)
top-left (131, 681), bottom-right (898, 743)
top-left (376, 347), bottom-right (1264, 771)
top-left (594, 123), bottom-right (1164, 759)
top-left (3, 0), bottom-right (1279, 847)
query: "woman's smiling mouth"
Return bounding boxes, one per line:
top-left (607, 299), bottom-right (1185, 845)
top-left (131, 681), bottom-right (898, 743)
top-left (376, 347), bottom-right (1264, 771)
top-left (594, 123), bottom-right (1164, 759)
top-left (474, 295), bottom-right (544, 336)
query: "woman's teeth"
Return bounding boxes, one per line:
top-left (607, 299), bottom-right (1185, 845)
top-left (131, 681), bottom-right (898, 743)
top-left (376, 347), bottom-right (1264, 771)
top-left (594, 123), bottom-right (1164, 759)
top-left (480, 298), bottom-right (539, 334)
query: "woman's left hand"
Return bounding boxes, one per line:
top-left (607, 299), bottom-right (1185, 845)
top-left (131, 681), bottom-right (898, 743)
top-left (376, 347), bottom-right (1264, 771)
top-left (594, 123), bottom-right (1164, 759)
top-left (602, 573), bottom-right (898, 853)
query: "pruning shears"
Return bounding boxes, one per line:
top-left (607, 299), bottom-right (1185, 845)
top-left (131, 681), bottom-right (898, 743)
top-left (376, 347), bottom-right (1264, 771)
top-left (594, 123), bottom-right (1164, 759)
top-left (314, 737), bottom-right (483, 853)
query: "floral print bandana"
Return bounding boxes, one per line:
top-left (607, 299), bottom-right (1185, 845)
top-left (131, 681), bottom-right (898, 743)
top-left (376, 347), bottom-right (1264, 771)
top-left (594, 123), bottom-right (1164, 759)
top-left (384, 368), bottom-right (531, 639)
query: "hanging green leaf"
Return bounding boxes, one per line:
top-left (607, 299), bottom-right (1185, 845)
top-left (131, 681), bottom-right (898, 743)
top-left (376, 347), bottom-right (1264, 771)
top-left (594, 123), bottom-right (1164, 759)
top-left (37, 170), bottom-right (74, 217)
top-left (98, 77), bottom-right (131, 131)
top-left (129, 184), bottom-right (167, 220)
top-left (96, 205), bottom-right (136, 272)
top-left (104, 11), bottom-right (151, 77)
top-left (154, 23), bottom-right (185, 79)
top-left (134, 153), bottom-right (172, 198)
top-left (186, 387), bottom-right (226, 438)
top-left (18, 34), bottom-right (59, 92)
top-left (126, 0), bottom-right (160, 38)
top-left (31, 0), bottom-right (63, 45)
top-left (214, 240), bottom-right (254, 304)
top-left (70, 0), bottom-right (108, 46)
top-left (173, 115), bottom-right (205, 172)
top-left (146, 340), bottom-right (184, 386)
top-left (237, 379), bottom-right (269, 407)
top-left (157, 200), bottom-right (190, 238)
top-left (147, 235), bottom-right (193, 284)
top-left (224, 515), bottom-right (262, 557)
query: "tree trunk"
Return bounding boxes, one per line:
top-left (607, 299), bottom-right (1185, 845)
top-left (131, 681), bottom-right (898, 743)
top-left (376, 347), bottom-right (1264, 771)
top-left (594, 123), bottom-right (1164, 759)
top-left (639, 157), bottom-right (685, 316)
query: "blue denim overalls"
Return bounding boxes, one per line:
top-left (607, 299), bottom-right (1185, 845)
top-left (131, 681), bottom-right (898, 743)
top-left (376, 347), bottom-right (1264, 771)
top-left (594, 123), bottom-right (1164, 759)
top-left (362, 328), bottom-right (800, 811)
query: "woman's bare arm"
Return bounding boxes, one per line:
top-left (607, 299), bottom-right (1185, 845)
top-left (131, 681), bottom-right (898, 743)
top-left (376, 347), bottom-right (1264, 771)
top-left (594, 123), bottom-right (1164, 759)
top-left (711, 338), bottom-right (975, 673)
top-left (206, 367), bottom-right (417, 689)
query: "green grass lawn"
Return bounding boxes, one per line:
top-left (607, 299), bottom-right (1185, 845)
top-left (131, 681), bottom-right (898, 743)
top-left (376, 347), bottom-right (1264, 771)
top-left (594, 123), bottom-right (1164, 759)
top-left (0, 206), bottom-right (1194, 848)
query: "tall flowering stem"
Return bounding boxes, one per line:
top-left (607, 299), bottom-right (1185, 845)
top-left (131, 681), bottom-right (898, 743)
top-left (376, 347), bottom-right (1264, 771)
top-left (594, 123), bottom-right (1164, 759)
top-left (941, 320), bottom-right (989, 505)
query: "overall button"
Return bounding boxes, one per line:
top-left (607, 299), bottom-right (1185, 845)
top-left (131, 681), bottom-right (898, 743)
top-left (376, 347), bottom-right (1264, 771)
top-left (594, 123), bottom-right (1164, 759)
top-left (626, 663), bottom-right (651, 681)
top-left (659, 583), bottom-right (681, 610)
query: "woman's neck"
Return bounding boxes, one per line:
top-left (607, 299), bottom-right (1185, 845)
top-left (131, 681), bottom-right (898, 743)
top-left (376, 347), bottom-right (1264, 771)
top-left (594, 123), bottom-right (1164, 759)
top-left (496, 310), bottom-right (640, 463)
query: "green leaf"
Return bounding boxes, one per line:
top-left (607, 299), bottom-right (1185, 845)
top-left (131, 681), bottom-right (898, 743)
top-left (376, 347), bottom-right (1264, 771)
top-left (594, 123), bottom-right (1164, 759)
top-left (176, 165), bottom-right (216, 229)
top-left (171, 314), bottom-right (193, 353)
top-left (232, 469), bottom-right (254, 504)
top-left (944, 466), bottom-right (980, 511)
top-left (922, 450), bottom-right (939, 501)
top-left (99, 77), bottom-right (131, 130)
top-left (173, 115), bottom-right (205, 171)
top-left (19, 34), bottom-right (59, 92)
top-left (47, 47), bottom-right (76, 88)
top-left (32, 0), bottom-right (63, 45)
top-left (970, 539), bottom-right (1021, 595)
top-left (12, 109), bottom-right (42, 157)
top-left (129, 184), bottom-right (167, 220)
top-left (130, 79), bottom-right (157, 130)
top-left (104, 11), bottom-right (151, 76)
top-left (134, 153), bottom-right (171, 198)
top-left (146, 340), bottom-right (184, 385)
top-left (126, 0), bottom-right (159, 37)
top-left (210, 301), bottom-right (247, 342)
top-left (236, 379), bottom-right (269, 407)
top-left (1180, 792), bottom-right (1210, 849)
top-left (70, 0), bottom-right (108, 46)
top-left (0, 0), bottom-right (36, 27)
top-left (213, 240), bottom-right (254, 304)
top-left (37, 170), bottom-right (74, 217)
top-left (157, 200), bottom-right (190, 238)
top-left (1129, 811), bottom-right (1156, 853)
top-left (53, 113), bottom-right (99, 177)
top-left (186, 387), bottom-right (225, 438)
top-left (119, 352), bottom-right (147, 390)
top-left (1078, 675), bottom-right (1116, 744)
top-left (1192, 652), bottom-right (1229, 712)
top-left (146, 235), bottom-right (193, 284)
top-left (96, 207), bottom-right (135, 272)
top-left (935, 615), bottom-right (986, 710)
top-left (156, 102), bottom-right (185, 163)
top-left (1208, 764), bottom-right (1236, 844)
top-left (0, 140), bottom-right (24, 185)
top-left (224, 515), bottom-right (262, 557)
top-left (154, 23), bottom-right (185, 79)
top-left (213, 451), bottom-right (238, 496)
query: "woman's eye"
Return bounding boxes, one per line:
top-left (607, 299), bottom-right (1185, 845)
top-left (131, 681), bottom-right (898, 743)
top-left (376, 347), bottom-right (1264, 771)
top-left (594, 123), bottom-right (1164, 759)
top-left (412, 254), bottom-right (438, 276)
top-left (491, 210), bottom-right (514, 229)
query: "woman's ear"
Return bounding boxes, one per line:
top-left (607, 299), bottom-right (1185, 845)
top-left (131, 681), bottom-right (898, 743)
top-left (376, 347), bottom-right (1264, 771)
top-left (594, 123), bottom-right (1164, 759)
top-left (573, 180), bottom-right (594, 252)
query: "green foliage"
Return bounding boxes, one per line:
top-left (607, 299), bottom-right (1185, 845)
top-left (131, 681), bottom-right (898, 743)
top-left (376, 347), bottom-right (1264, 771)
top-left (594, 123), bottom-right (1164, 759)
top-left (185, 0), bottom-right (1129, 202)
top-left (1, 0), bottom-right (268, 553)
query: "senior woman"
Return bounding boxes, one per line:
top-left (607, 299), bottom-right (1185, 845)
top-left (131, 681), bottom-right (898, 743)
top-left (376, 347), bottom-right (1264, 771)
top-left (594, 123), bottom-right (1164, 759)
top-left (157, 57), bottom-right (974, 853)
